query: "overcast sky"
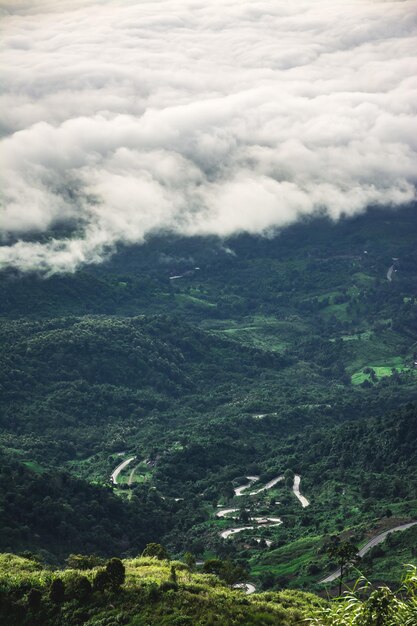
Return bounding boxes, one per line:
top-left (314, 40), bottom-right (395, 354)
top-left (0, 0), bottom-right (416, 273)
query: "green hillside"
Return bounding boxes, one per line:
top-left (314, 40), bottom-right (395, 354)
top-left (0, 552), bottom-right (323, 626)
top-left (1, 208), bottom-right (417, 612)
top-left (1, 552), bottom-right (416, 626)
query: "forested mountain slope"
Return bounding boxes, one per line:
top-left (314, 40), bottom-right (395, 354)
top-left (0, 207), bottom-right (416, 589)
top-left (0, 452), bottom-right (176, 560)
top-left (0, 315), bottom-right (285, 463)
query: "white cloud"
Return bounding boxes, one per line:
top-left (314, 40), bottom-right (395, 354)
top-left (0, 0), bottom-right (416, 273)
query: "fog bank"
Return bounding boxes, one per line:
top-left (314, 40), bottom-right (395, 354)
top-left (0, 0), bottom-right (416, 273)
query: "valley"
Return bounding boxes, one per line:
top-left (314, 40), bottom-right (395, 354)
top-left (2, 0), bottom-right (416, 621)
top-left (1, 207), bottom-right (417, 597)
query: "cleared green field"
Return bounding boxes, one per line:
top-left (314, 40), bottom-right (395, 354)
top-left (338, 331), bottom-right (373, 342)
top-left (345, 328), bottom-right (410, 372)
top-left (176, 293), bottom-right (216, 308)
top-left (210, 315), bottom-right (309, 353)
top-left (351, 361), bottom-right (411, 385)
top-left (22, 460), bottom-right (44, 474)
top-left (351, 272), bottom-right (375, 285)
top-left (316, 290), bottom-right (340, 302)
top-left (321, 301), bottom-right (350, 321)
top-left (251, 536), bottom-right (321, 577)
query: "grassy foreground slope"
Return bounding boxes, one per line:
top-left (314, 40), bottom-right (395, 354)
top-left (0, 553), bottom-right (323, 626)
top-left (3, 554), bottom-right (417, 625)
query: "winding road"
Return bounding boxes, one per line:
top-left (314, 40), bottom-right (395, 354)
top-left (219, 473), bottom-right (309, 592)
top-left (293, 474), bottom-right (309, 507)
top-left (250, 476), bottom-right (283, 495)
top-left (234, 476), bottom-right (259, 496)
top-left (320, 521), bottom-right (417, 584)
top-left (220, 526), bottom-right (255, 539)
top-left (222, 474), bottom-right (306, 540)
top-left (233, 582), bottom-right (256, 594)
top-left (223, 476), bottom-right (285, 539)
top-left (216, 508), bottom-right (240, 518)
top-left (110, 456), bottom-right (136, 485)
top-left (219, 517), bottom-right (282, 539)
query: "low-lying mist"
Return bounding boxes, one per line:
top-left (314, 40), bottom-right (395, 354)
top-left (0, 0), bottom-right (416, 274)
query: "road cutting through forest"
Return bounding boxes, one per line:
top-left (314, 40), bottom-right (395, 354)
top-left (250, 476), bottom-right (284, 495)
top-left (216, 508), bottom-right (240, 518)
top-left (111, 463), bottom-right (309, 595)
top-left (219, 474), bottom-right (309, 594)
top-left (233, 583), bottom-right (257, 595)
top-left (234, 476), bottom-right (259, 496)
top-left (110, 456), bottom-right (136, 485)
top-left (293, 474), bottom-right (310, 507)
top-left (320, 521), bottom-right (417, 584)
top-left (221, 475), bottom-right (308, 540)
top-left (111, 463), bottom-right (413, 594)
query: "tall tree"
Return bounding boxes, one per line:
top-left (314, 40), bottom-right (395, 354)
top-left (327, 540), bottom-right (360, 596)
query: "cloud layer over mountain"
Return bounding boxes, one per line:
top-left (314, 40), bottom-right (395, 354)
top-left (1, 0), bottom-right (416, 273)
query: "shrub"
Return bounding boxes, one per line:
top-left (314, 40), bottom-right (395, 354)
top-left (141, 543), bottom-right (169, 560)
top-left (49, 578), bottom-right (65, 604)
top-left (66, 573), bottom-right (92, 602)
top-left (27, 588), bottom-right (42, 610)
top-left (105, 558), bottom-right (125, 591)
top-left (93, 569), bottom-right (111, 592)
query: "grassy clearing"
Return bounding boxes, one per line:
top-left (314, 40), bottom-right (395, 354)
top-left (351, 272), bottom-right (375, 285)
top-left (251, 536), bottom-right (321, 578)
top-left (220, 328), bottom-right (288, 353)
top-left (176, 293), bottom-right (216, 308)
top-left (316, 291), bottom-right (340, 302)
top-left (210, 315), bottom-right (309, 353)
top-left (257, 536), bottom-right (321, 564)
top-left (345, 328), bottom-right (410, 372)
top-left (321, 302), bottom-right (350, 321)
top-left (351, 361), bottom-right (411, 385)
top-left (22, 460), bottom-right (44, 474)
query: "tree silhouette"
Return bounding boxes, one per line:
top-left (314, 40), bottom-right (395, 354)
top-left (93, 569), bottom-right (110, 592)
top-left (327, 539), bottom-right (360, 595)
top-left (142, 543), bottom-right (169, 560)
top-left (27, 588), bottom-right (42, 611)
top-left (105, 558), bottom-right (125, 591)
top-left (49, 578), bottom-right (65, 604)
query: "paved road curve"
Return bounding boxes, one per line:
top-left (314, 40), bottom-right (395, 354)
top-left (234, 476), bottom-right (259, 497)
top-left (293, 474), bottom-right (310, 507)
top-left (216, 508), bottom-right (240, 518)
top-left (320, 521), bottom-right (417, 583)
top-left (220, 526), bottom-right (255, 539)
top-left (110, 456), bottom-right (136, 485)
top-left (250, 476), bottom-right (283, 495)
top-left (233, 582), bottom-right (256, 594)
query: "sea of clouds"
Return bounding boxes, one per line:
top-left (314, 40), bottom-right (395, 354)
top-left (0, 0), bottom-right (416, 273)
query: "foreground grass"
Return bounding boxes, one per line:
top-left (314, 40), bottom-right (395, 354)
top-left (3, 553), bottom-right (416, 625)
top-left (0, 553), bottom-right (324, 626)
top-left (310, 565), bottom-right (417, 626)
